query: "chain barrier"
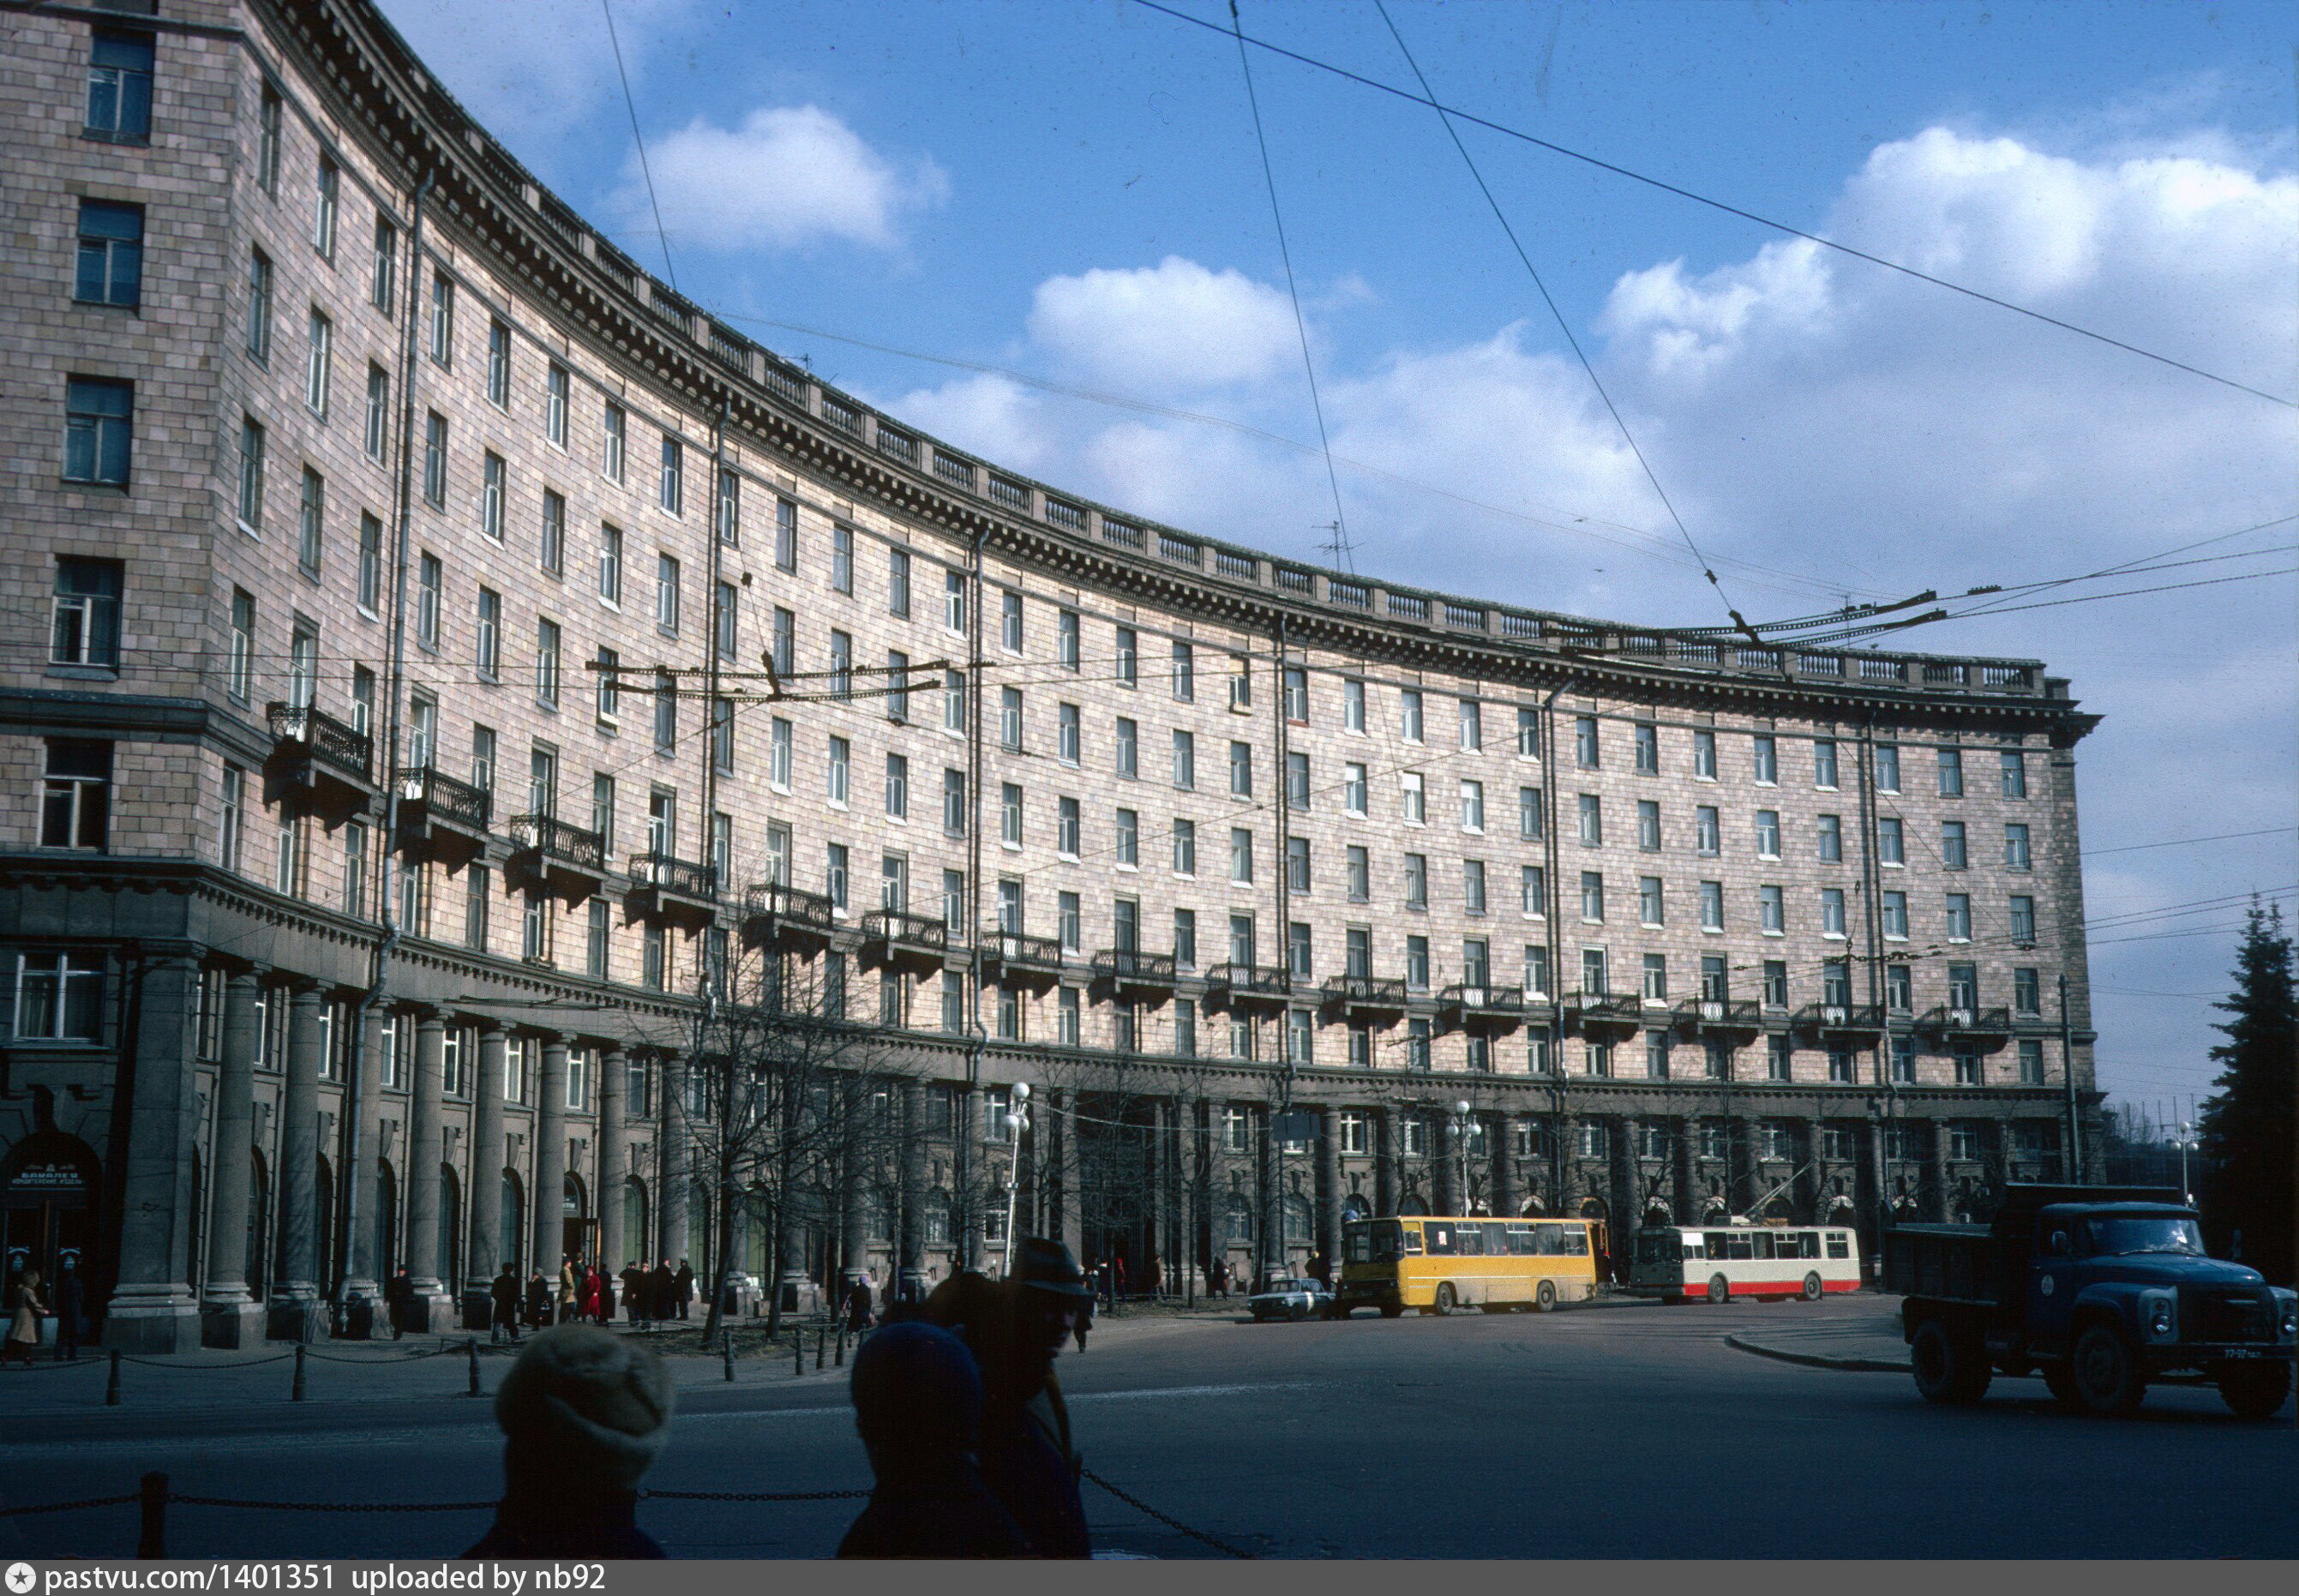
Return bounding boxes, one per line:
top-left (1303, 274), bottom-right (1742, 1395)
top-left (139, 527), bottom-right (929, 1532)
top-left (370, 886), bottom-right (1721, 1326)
top-left (116, 1351), bottom-right (296, 1369)
top-left (1082, 1467), bottom-right (1257, 1560)
top-left (643, 1487), bottom-right (869, 1503)
top-left (170, 1496), bottom-right (494, 1514)
top-left (0, 1355), bottom-right (106, 1373)
top-left (301, 1341), bottom-right (463, 1363)
top-left (0, 1493), bottom-right (141, 1518)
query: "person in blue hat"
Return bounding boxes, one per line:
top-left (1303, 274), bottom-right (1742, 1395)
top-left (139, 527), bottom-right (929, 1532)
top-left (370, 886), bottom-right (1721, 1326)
top-left (837, 1320), bottom-right (1035, 1558)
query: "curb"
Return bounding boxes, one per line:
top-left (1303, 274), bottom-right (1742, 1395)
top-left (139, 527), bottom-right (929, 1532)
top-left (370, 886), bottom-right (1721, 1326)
top-left (1724, 1334), bottom-right (1909, 1373)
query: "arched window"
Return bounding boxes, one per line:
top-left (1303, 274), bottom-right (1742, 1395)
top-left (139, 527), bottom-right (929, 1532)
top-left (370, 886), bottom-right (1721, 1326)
top-left (1578, 1195), bottom-right (1608, 1221)
top-left (500, 1170), bottom-right (525, 1281)
top-left (1223, 1196), bottom-right (1253, 1245)
top-left (1342, 1194), bottom-right (1371, 1223)
top-left (622, 1178), bottom-right (649, 1269)
top-left (1282, 1193), bottom-right (1312, 1245)
top-left (924, 1190), bottom-right (952, 1246)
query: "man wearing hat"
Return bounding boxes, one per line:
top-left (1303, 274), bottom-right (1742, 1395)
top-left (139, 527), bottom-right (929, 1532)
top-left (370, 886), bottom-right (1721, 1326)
top-left (918, 1236), bottom-right (1096, 1558)
top-left (837, 1321), bottom-right (1035, 1557)
top-left (463, 1323), bottom-right (675, 1558)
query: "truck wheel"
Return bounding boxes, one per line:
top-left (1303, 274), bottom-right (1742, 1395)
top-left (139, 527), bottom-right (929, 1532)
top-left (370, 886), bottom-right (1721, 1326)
top-left (2070, 1324), bottom-right (2146, 1417)
top-left (1289, 1301), bottom-right (1307, 1323)
top-left (1535, 1279), bottom-right (1558, 1313)
top-left (2042, 1363), bottom-right (2084, 1410)
top-left (2215, 1361), bottom-right (2292, 1421)
top-left (1802, 1273), bottom-right (1823, 1302)
top-left (1911, 1320), bottom-right (1989, 1406)
top-left (1708, 1275), bottom-right (1730, 1305)
top-left (1434, 1282), bottom-right (1458, 1317)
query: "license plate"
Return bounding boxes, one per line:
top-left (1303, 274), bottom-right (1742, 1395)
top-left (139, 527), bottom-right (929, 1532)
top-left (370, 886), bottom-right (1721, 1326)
top-left (2218, 1347), bottom-right (2260, 1359)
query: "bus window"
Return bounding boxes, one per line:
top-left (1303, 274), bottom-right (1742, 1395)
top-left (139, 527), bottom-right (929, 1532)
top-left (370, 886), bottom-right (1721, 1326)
top-left (1343, 1223), bottom-right (1370, 1264)
top-left (1482, 1223), bottom-right (1509, 1252)
top-left (1535, 1223), bottom-right (1565, 1256)
top-left (1704, 1232), bottom-right (1729, 1258)
top-left (1423, 1221), bottom-right (1459, 1257)
top-left (1456, 1225), bottom-right (1484, 1257)
top-left (1797, 1232), bottom-right (1821, 1258)
top-left (1681, 1237), bottom-right (1705, 1259)
top-left (1562, 1226), bottom-right (1590, 1257)
top-left (1726, 1233), bottom-right (1754, 1261)
top-left (1825, 1233), bottom-right (1850, 1260)
top-left (1402, 1222), bottom-right (1425, 1256)
top-left (1750, 1232), bottom-right (1775, 1260)
top-left (1505, 1225), bottom-right (1535, 1256)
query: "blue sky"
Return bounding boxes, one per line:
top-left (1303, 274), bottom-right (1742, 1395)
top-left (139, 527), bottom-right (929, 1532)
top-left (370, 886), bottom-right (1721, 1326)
top-left (379, 0), bottom-right (2297, 1124)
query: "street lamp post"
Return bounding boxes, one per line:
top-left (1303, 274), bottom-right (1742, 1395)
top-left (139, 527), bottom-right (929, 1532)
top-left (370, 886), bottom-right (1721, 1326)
top-left (1454, 1100), bottom-right (1474, 1216)
top-left (2176, 1120), bottom-right (2194, 1207)
top-left (1000, 1083), bottom-right (1032, 1277)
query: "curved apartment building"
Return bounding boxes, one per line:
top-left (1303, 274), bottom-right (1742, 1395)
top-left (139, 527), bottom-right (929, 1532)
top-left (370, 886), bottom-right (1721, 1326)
top-left (1, 0), bottom-right (2103, 1349)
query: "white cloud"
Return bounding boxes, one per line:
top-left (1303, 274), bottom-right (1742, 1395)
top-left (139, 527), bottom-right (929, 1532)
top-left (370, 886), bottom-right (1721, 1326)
top-left (1026, 257), bottom-right (1301, 391)
top-left (617, 105), bottom-right (946, 254)
top-left (375, 0), bottom-right (694, 143)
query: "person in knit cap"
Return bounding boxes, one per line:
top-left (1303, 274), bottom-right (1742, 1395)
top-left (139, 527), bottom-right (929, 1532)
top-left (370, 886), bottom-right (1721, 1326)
top-left (837, 1321), bottom-right (1035, 1558)
top-left (463, 1323), bottom-right (675, 1558)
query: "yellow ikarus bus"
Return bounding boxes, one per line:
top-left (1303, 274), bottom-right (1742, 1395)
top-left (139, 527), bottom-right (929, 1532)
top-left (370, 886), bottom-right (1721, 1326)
top-left (1336, 1215), bottom-right (1601, 1317)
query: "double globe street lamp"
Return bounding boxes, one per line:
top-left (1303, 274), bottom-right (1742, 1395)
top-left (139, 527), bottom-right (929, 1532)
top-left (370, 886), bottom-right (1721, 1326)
top-left (1000, 1083), bottom-right (1032, 1277)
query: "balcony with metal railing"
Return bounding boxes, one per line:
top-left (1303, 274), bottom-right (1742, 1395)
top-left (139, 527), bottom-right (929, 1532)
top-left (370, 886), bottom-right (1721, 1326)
top-left (1438, 983), bottom-right (1526, 1032)
top-left (266, 700), bottom-right (375, 818)
top-left (741, 881), bottom-right (835, 951)
top-left (1564, 990), bottom-right (1644, 1034)
top-left (393, 765), bottom-right (489, 867)
top-left (504, 813), bottom-right (608, 903)
top-left (862, 909), bottom-right (948, 975)
top-left (1796, 1001), bottom-right (1886, 1038)
top-left (1091, 949), bottom-right (1179, 1004)
top-left (626, 852), bottom-right (718, 927)
top-left (1322, 974), bottom-right (1409, 1023)
top-left (1922, 1005), bottom-right (2013, 1041)
top-left (1676, 997), bottom-right (1764, 1037)
top-left (981, 930), bottom-right (1065, 990)
top-left (1205, 963), bottom-right (1291, 1010)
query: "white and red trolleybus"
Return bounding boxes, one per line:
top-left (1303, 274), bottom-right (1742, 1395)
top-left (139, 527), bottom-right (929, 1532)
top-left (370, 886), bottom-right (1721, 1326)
top-left (1624, 1223), bottom-right (1862, 1303)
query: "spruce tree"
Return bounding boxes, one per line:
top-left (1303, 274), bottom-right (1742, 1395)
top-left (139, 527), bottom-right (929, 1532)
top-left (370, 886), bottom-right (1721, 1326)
top-left (2195, 903), bottom-right (2295, 1283)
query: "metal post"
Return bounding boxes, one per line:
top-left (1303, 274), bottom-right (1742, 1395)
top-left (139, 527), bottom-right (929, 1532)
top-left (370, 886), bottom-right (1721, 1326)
top-left (723, 1335), bottom-right (735, 1383)
top-left (835, 1325), bottom-right (846, 1367)
top-left (106, 1347), bottom-right (122, 1407)
top-left (815, 1325), bottom-right (825, 1370)
top-left (136, 1472), bottom-right (167, 1559)
top-left (794, 1330), bottom-right (803, 1377)
top-left (291, 1342), bottom-right (306, 1401)
top-left (467, 1336), bottom-right (480, 1396)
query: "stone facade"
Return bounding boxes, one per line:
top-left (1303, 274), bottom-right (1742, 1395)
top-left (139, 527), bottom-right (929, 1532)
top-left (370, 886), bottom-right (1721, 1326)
top-left (0, 0), bottom-right (2104, 1349)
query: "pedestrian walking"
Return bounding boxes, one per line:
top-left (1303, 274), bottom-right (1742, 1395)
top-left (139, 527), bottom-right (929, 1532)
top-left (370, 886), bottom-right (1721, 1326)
top-left (672, 1259), bottom-right (694, 1320)
top-left (53, 1257), bottom-right (86, 1361)
top-left (581, 1264), bottom-right (602, 1323)
top-left (620, 1262), bottom-right (646, 1328)
top-left (650, 1260), bottom-right (674, 1325)
top-left (557, 1257), bottom-right (578, 1323)
top-left (597, 1266), bottom-right (616, 1326)
top-left (1113, 1256), bottom-right (1127, 1305)
top-left (3, 1268), bottom-right (45, 1367)
top-left (526, 1270), bottom-right (551, 1329)
top-left (918, 1239), bottom-right (1096, 1558)
top-left (461, 1323), bottom-right (675, 1560)
top-left (387, 1266), bottom-right (412, 1339)
top-left (844, 1278), bottom-right (873, 1334)
top-left (490, 1265), bottom-right (521, 1344)
top-left (837, 1321), bottom-right (1035, 1558)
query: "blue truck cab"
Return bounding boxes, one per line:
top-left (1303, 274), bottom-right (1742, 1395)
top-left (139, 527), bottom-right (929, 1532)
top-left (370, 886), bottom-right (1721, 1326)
top-left (1883, 1184), bottom-right (2296, 1419)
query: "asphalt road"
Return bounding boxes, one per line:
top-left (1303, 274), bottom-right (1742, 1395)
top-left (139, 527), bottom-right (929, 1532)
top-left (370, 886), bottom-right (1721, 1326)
top-left (3, 1298), bottom-right (2292, 1559)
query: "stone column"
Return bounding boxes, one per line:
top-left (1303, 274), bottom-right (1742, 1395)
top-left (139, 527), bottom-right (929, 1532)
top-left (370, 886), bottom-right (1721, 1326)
top-left (461, 1025), bottom-right (506, 1320)
top-left (659, 1055), bottom-right (690, 1269)
top-left (201, 969), bottom-right (265, 1347)
top-left (1493, 1113), bottom-right (1519, 1219)
top-left (1434, 1113), bottom-right (1460, 1215)
top-left (531, 1036), bottom-right (569, 1283)
top-left (267, 984), bottom-right (325, 1340)
top-left (597, 1047), bottom-right (627, 1276)
top-left (1556, 1110), bottom-right (1580, 1213)
top-left (105, 952), bottom-right (205, 1353)
top-left (402, 1011), bottom-right (451, 1330)
top-left (1926, 1116), bottom-right (1951, 1223)
top-left (1671, 1117), bottom-right (1696, 1226)
top-left (1318, 1107), bottom-right (1342, 1265)
top-left (337, 1002), bottom-right (387, 1329)
top-left (1054, 1089), bottom-right (1083, 1258)
top-left (897, 1079), bottom-right (925, 1296)
top-left (1373, 1106), bottom-right (1398, 1216)
top-left (1797, 1117), bottom-right (1823, 1221)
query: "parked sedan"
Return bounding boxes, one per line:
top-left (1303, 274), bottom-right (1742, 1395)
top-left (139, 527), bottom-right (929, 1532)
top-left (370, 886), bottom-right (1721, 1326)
top-left (1247, 1277), bottom-right (1335, 1322)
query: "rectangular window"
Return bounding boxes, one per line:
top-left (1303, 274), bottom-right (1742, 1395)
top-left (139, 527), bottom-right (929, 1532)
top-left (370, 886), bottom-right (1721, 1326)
top-left (653, 669), bottom-right (676, 753)
top-left (1877, 816), bottom-right (1904, 866)
top-left (1172, 729), bottom-right (1195, 790)
top-left (1765, 960), bottom-right (1791, 1009)
top-left (2005, 823), bottom-right (2032, 870)
top-left (1946, 893), bottom-right (1972, 941)
top-left (539, 490), bottom-right (566, 577)
top-left (1059, 894), bottom-right (1082, 954)
top-left (1284, 663), bottom-right (1308, 723)
top-left (1059, 704), bottom-right (1082, 765)
top-left (370, 216), bottom-right (396, 313)
top-left (1171, 640), bottom-right (1194, 700)
top-left (1400, 690), bottom-right (1424, 744)
top-left (544, 363), bottom-right (569, 448)
top-left (1821, 887), bottom-right (1846, 938)
top-left (2009, 894), bottom-right (2036, 945)
top-left (429, 271), bottom-right (453, 367)
top-left (1229, 740), bottom-right (1252, 797)
top-left (1111, 624), bottom-right (1137, 686)
top-left (1287, 750), bottom-right (1310, 812)
top-left (313, 157), bottom-right (339, 259)
top-left (2001, 749), bottom-right (2027, 799)
top-left (941, 768), bottom-right (966, 836)
top-left (51, 557), bottom-right (122, 668)
top-left (414, 554), bottom-right (446, 653)
top-left (944, 669), bottom-right (964, 734)
top-left (422, 410), bottom-right (447, 507)
top-left (40, 739), bottom-right (111, 850)
top-left (465, 862), bottom-right (489, 950)
top-left (1174, 908), bottom-right (1198, 970)
top-left (14, 951), bottom-right (105, 1042)
top-left (1463, 859), bottom-right (1487, 915)
top-left (1404, 853), bottom-right (1427, 910)
top-left (364, 364), bottom-right (388, 462)
top-left (1581, 871), bottom-right (1605, 923)
top-left (1347, 845), bottom-right (1370, 903)
top-left (1582, 947), bottom-right (1609, 999)
top-left (1752, 734), bottom-right (1777, 784)
top-left (827, 736), bottom-right (851, 807)
top-left (1696, 805), bottom-right (1720, 856)
top-left (1759, 884), bottom-right (1785, 933)
top-left (1059, 610), bottom-right (1081, 671)
top-left (1693, 728), bottom-right (1716, 780)
top-left (1288, 921), bottom-right (1312, 980)
top-left (1001, 783), bottom-right (1023, 848)
top-left (767, 717), bottom-right (792, 789)
top-left (1172, 818), bottom-right (1197, 876)
top-left (1118, 808), bottom-right (1140, 867)
top-left (1888, 964), bottom-right (1912, 1013)
top-left (999, 589), bottom-right (1021, 650)
top-left (1461, 780), bottom-right (1485, 833)
top-left (1576, 715), bottom-right (1600, 769)
top-left (1000, 687), bottom-right (1024, 751)
top-left (481, 452), bottom-right (507, 542)
top-left (656, 554), bottom-right (680, 633)
top-left (1942, 820), bottom-right (1967, 870)
top-left (658, 435), bottom-right (683, 514)
top-left (1523, 945), bottom-right (1551, 999)
top-left (1228, 654), bottom-right (1252, 711)
top-left (236, 414), bottom-right (265, 528)
top-left (1639, 876), bottom-right (1664, 927)
top-left (1882, 891), bottom-right (1908, 939)
top-left (1938, 747), bottom-right (1965, 798)
top-left (2019, 1039), bottom-right (2044, 1087)
top-left (885, 647), bottom-right (909, 723)
top-left (1345, 763), bottom-right (1369, 816)
top-left (1634, 721), bottom-right (1658, 773)
top-left (1577, 793), bottom-right (1601, 847)
top-left (474, 587), bottom-right (501, 679)
top-left (1229, 826), bottom-right (1252, 884)
top-left (1058, 987), bottom-right (1082, 1047)
top-left (1401, 771), bottom-right (1425, 825)
top-left (1813, 739), bottom-right (1840, 789)
top-left (74, 199), bottom-right (143, 308)
top-left (1875, 742), bottom-right (1900, 792)
top-left (1699, 879), bottom-right (1723, 931)
top-left (1406, 936), bottom-right (1430, 991)
top-left (1520, 864), bottom-right (1546, 917)
top-left (1116, 717), bottom-right (1138, 779)
top-left (245, 249), bottom-right (273, 362)
top-left (597, 524), bottom-right (623, 607)
top-left (885, 753), bottom-right (909, 820)
top-left (219, 762), bottom-right (245, 871)
top-left (342, 819), bottom-right (368, 918)
top-left (1336, 678), bottom-right (1365, 734)
top-left (485, 317), bottom-right (512, 408)
top-left (1756, 809), bottom-right (1780, 858)
top-left (1817, 813), bottom-right (1842, 861)
top-left (87, 28), bottom-right (154, 141)
top-left (535, 618), bottom-right (561, 708)
top-left (826, 843), bottom-right (850, 912)
top-left (602, 402), bottom-right (625, 482)
top-left (2014, 968), bottom-right (2041, 1016)
top-left (1460, 699), bottom-right (1483, 752)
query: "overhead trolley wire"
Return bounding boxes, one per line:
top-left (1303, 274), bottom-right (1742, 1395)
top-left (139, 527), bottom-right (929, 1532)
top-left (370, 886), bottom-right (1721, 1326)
top-left (1132, 0), bottom-right (2296, 410)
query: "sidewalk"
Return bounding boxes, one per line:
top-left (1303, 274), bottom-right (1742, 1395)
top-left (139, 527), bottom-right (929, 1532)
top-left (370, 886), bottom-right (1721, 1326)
top-left (1722, 1299), bottom-right (1912, 1372)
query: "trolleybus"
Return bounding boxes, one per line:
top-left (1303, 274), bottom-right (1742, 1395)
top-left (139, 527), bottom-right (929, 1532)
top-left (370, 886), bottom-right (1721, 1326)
top-left (1336, 1215), bottom-right (1601, 1317)
top-left (1624, 1222), bottom-right (1862, 1303)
